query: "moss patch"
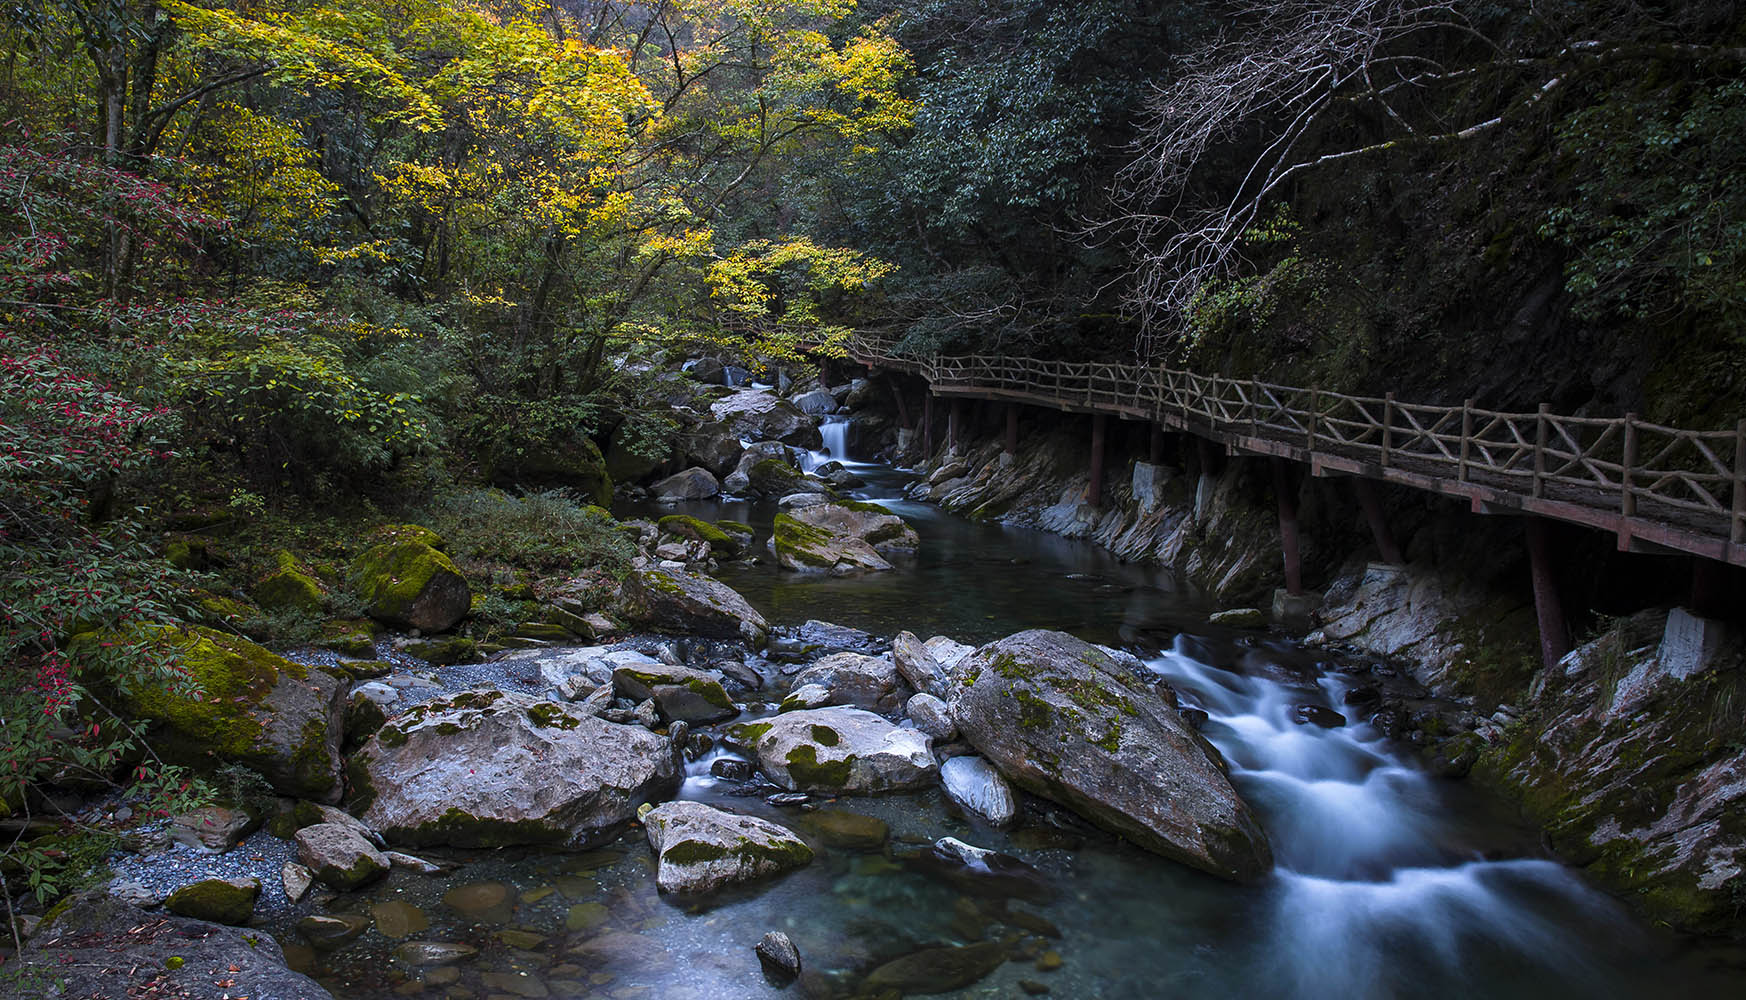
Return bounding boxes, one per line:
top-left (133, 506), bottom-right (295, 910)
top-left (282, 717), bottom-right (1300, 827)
top-left (786, 744), bottom-right (855, 789)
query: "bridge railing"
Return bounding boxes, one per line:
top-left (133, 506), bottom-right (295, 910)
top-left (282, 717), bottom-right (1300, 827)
top-left (850, 334), bottom-right (1746, 551)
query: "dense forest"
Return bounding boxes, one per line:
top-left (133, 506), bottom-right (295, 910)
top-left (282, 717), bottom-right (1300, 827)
top-left (3, 0), bottom-right (1744, 947)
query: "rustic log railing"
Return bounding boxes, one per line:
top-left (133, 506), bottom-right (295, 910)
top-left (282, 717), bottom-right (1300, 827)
top-left (850, 334), bottom-right (1746, 568)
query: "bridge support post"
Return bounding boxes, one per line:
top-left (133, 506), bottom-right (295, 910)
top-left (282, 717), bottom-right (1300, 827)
top-left (923, 392), bottom-right (935, 457)
top-left (1149, 423), bottom-right (1164, 465)
top-left (1088, 414), bottom-right (1108, 507)
top-left (891, 381), bottom-right (912, 430)
top-left (948, 398), bottom-right (964, 455)
top-left (1005, 404), bottom-right (1020, 458)
top-left (1273, 459), bottom-right (1303, 595)
top-left (1353, 478), bottom-right (1404, 564)
top-left (1525, 518), bottom-right (1571, 668)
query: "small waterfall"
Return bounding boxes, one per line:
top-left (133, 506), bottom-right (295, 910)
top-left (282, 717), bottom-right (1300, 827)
top-left (820, 416), bottom-right (850, 459)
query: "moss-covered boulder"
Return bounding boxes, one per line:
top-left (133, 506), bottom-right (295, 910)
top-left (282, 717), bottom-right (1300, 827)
top-left (403, 636), bottom-right (479, 665)
top-left (708, 389), bottom-right (822, 448)
top-left (951, 630), bottom-right (1272, 882)
top-left (163, 877), bottom-right (261, 925)
top-left (768, 503), bottom-right (918, 575)
top-left (746, 459), bottom-right (811, 500)
top-left (349, 690), bottom-right (680, 849)
top-left (252, 550), bottom-right (325, 614)
top-left (81, 625), bottom-right (346, 802)
top-left (621, 567), bottom-right (769, 647)
top-left (491, 437), bottom-right (612, 505)
top-left (744, 707), bottom-right (937, 794)
top-left (642, 801), bottom-right (813, 895)
top-left (612, 661), bottom-right (738, 723)
top-left (658, 514), bottom-right (742, 557)
top-left (352, 528), bottom-right (471, 633)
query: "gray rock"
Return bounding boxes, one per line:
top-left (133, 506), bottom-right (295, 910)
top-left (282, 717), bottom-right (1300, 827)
top-left (282, 861), bottom-right (313, 903)
top-left (770, 502), bottom-right (918, 575)
top-left (163, 877), bottom-right (260, 925)
top-left (653, 466), bottom-right (721, 501)
top-left (863, 940), bottom-right (1006, 995)
top-left (710, 389), bottom-right (822, 448)
top-left (895, 631), bottom-right (953, 698)
top-left (907, 692), bottom-right (957, 741)
top-left (756, 930), bottom-right (802, 984)
top-left (1208, 607), bottom-right (1267, 628)
top-left (741, 707), bottom-right (936, 794)
top-left (393, 940), bottom-right (479, 967)
top-left (777, 491), bottom-right (832, 509)
top-left (296, 822), bottom-right (391, 891)
top-left (781, 652), bottom-right (905, 712)
top-left (299, 913), bottom-right (370, 950)
top-left (642, 801), bottom-right (813, 894)
top-left (612, 661), bottom-right (738, 723)
top-left (940, 755), bottom-right (1017, 826)
top-left (791, 389), bottom-right (837, 415)
top-left (777, 681), bottom-right (832, 712)
top-left (924, 635), bottom-right (976, 674)
top-left (722, 440), bottom-right (793, 493)
top-left (384, 850), bottom-right (449, 874)
top-left (622, 566), bottom-right (770, 646)
top-left (169, 806), bottom-right (258, 853)
top-left (951, 630), bottom-right (1272, 882)
top-left (353, 690), bottom-right (680, 848)
top-left (17, 895), bottom-right (331, 999)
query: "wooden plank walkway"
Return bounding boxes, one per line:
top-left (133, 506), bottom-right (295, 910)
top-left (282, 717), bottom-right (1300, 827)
top-left (849, 334), bottom-right (1746, 568)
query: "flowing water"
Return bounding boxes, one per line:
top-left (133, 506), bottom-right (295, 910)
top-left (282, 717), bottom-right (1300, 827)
top-left (270, 460), bottom-right (1745, 999)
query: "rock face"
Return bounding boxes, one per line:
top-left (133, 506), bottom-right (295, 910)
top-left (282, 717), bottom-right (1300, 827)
top-left (738, 707), bottom-right (936, 794)
top-left (1471, 608), bottom-right (1746, 935)
top-left (951, 630), bottom-right (1272, 882)
top-left (652, 466), bottom-right (721, 501)
top-left (781, 652), bottom-right (906, 712)
top-left (163, 877), bottom-right (260, 925)
top-left (622, 566), bottom-right (770, 646)
top-left (770, 503), bottom-right (919, 574)
top-left (18, 895), bottom-right (332, 1000)
top-left (351, 690), bottom-right (680, 848)
top-left (352, 526), bottom-right (472, 633)
top-left (295, 822), bottom-right (391, 890)
top-left (87, 625), bottom-right (346, 802)
top-left (710, 389), bottom-right (822, 448)
top-left (642, 801), bottom-right (813, 894)
top-left (612, 661), bottom-right (738, 723)
top-left (941, 755), bottom-right (1018, 827)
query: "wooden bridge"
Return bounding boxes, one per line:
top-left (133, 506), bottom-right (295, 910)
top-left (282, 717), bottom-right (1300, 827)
top-left (849, 334), bottom-right (1746, 571)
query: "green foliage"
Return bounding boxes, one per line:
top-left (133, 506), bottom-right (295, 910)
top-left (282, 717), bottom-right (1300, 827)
top-left (420, 488), bottom-right (634, 578)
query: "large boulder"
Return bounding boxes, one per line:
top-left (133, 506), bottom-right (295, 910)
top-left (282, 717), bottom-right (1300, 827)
top-left (722, 440), bottom-right (792, 494)
top-left (652, 467), bottom-right (720, 502)
top-left (951, 630), bottom-right (1272, 882)
top-left (490, 436), bottom-right (612, 504)
top-left (352, 526), bottom-right (471, 633)
top-left (251, 550), bottom-right (324, 613)
top-left (710, 389), bottom-right (822, 448)
top-left (612, 661), bottom-right (738, 723)
top-left (642, 801), bottom-right (813, 894)
top-left (780, 652), bottom-right (905, 713)
top-left (743, 459), bottom-right (815, 500)
top-left (349, 690), bottom-right (680, 848)
top-left (683, 421), bottom-right (746, 477)
top-left (769, 502), bottom-right (918, 575)
top-left (622, 566), bottom-right (770, 646)
top-left (17, 895), bottom-right (332, 1000)
top-left (791, 389), bottom-right (836, 416)
top-left (736, 707), bottom-right (936, 794)
top-left (83, 625), bottom-right (346, 801)
top-left (163, 877), bottom-right (260, 925)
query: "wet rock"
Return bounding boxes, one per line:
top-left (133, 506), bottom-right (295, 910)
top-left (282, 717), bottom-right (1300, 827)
top-left (770, 503), bottom-right (920, 575)
top-left (801, 809), bottom-right (889, 851)
top-left (1020, 979), bottom-right (1051, 995)
top-left (710, 757), bottom-right (756, 781)
top-left (1292, 704), bottom-right (1347, 728)
top-left (919, 837), bottom-right (1054, 903)
top-left (372, 900), bottom-right (430, 939)
top-left (16, 895), bottom-right (331, 1000)
top-left (442, 881), bottom-right (513, 920)
top-left (1179, 707), bottom-right (1209, 730)
top-left (299, 913), bottom-right (370, 950)
top-left (392, 940), bottom-right (479, 967)
top-left (567, 931), bottom-right (669, 971)
top-left (755, 930), bottom-right (802, 985)
top-left (792, 388), bottom-right (837, 415)
top-left (652, 467), bottom-right (721, 502)
top-left (296, 822), bottom-right (391, 891)
top-left (951, 630), bottom-right (1272, 882)
top-left (789, 619), bottom-right (883, 657)
top-left (781, 652), bottom-right (905, 713)
top-left (863, 940), bottom-right (1007, 995)
top-left (384, 850), bottom-right (449, 874)
top-left (894, 631), bottom-right (954, 698)
top-left (1208, 608), bottom-right (1266, 628)
top-left (1369, 706), bottom-right (1411, 740)
top-left (940, 755), bottom-right (1018, 827)
top-left (710, 388), bottom-right (823, 448)
top-left (1035, 950), bottom-right (1063, 971)
top-left (163, 877), bottom-right (260, 925)
top-left (621, 566), bottom-right (771, 646)
top-left (282, 862), bottom-right (313, 903)
top-left (1342, 685), bottom-right (1382, 709)
top-left (740, 707), bottom-right (937, 794)
top-left (643, 801), bottom-right (813, 894)
top-left (765, 792), bottom-right (809, 807)
top-left (906, 692), bottom-right (957, 741)
top-left (352, 690), bottom-right (680, 849)
top-left (612, 661), bottom-right (738, 723)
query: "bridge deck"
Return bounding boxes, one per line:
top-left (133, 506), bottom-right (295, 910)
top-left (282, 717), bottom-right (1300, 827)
top-left (849, 336), bottom-right (1746, 567)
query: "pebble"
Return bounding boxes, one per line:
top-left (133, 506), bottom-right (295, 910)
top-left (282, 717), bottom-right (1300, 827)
top-left (107, 827), bottom-right (296, 916)
top-left (1035, 950), bottom-right (1063, 972)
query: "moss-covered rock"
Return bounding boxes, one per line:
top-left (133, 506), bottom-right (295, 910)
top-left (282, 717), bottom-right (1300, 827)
top-left (352, 528), bottom-right (471, 632)
top-left (252, 550), bottom-right (325, 614)
top-left (163, 877), bottom-right (260, 925)
top-left (403, 636), bottom-right (479, 665)
top-left (642, 800), bottom-right (813, 894)
top-left (78, 625), bottom-right (346, 802)
top-left (745, 707), bottom-right (936, 794)
top-left (658, 514), bottom-right (738, 555)
top-left (620, 566), bottom-right (769, 647)
top-left (611, 662), bottom-right (738, 723)
top-left (490, 437), bottom-right (613, 504)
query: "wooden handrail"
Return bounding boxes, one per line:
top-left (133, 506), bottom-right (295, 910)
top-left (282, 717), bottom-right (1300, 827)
top-left (849, 333), bottom-right (1746, 566)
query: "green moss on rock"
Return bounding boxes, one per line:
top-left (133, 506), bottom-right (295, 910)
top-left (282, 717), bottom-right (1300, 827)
top-left (352, 529), bottom-right (471, 632)
top-left (786, 744), bottom-right (855, 789)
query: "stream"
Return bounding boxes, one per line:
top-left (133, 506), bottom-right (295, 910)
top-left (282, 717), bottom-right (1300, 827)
top-left (268, 455), bottom-right (1740, 999)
